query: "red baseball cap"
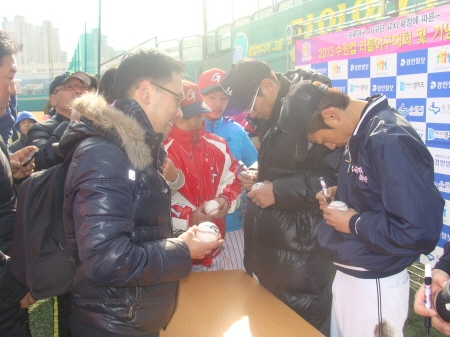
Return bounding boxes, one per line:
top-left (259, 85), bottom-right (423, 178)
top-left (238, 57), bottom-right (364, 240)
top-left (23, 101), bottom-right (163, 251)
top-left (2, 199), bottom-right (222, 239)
top-left (197, 68), bottom-right (226, 95)
top-left (180, 80), bottom-right (211, 119)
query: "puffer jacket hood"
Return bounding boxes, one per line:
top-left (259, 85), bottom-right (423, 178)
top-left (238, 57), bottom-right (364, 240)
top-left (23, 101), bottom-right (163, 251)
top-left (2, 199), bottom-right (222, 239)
top-left (64, 93), bottom-right (153, 171)
top-left (14, 111), bottom-right (37, 135)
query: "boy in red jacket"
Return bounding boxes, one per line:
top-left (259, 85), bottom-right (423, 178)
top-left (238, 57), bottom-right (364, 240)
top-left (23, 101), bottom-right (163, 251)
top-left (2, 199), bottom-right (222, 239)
top-left (164, 80), bottom-right (241, 271)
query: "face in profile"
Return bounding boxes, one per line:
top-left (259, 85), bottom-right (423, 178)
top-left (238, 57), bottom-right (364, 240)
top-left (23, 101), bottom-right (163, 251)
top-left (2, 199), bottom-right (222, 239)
top-left (0, 54), bottom-right (17, 117)
top-left (245, 83), bottom-right (274, 121)
top-left (147, 72), bottom-right (184, 141)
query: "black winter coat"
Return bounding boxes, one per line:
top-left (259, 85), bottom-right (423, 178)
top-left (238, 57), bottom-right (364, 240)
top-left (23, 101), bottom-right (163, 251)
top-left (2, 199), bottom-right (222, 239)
top-left (25, 112), bottom-right (69, 171)
top-left (60, 94), bottom-right (192, 336)
top-left (8, 135), bottom-right (26, 153)
top-left (0, 139), bottom-right (31, 337)
top-left (244, 79), bottom-right (343, 332)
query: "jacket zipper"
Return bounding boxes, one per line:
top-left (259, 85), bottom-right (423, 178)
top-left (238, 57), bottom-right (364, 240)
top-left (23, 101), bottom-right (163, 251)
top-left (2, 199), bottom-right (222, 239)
top-left (125, 287), bottom-right (137, 321)
top-left (192, 132), bottom-right (206, 202)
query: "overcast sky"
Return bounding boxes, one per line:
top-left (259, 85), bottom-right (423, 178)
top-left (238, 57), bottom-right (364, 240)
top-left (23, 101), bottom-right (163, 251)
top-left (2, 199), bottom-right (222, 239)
top-left (2, 0), bottom-right (273, 54)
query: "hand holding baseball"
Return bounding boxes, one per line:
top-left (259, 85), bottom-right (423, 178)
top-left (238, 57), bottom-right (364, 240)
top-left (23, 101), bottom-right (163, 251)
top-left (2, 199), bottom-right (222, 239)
top-left (322, 206), bottom-right (358, 234)
top-left (179, 226), bottom-right (224, 260)
top-left (209, 197), bottom-right (229, 218)
top-left (192, 203), bottom-right (214, 226)
top-left (247, 180), bottom-right (275, 208)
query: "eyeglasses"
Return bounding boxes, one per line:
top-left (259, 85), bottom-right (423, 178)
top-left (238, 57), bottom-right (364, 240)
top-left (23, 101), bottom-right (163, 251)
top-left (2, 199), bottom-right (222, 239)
top-left (244, 86), bottom-right (260, 115)
top-left (53, 83), bottom-right (88, 94)
top-left (150, 81), bottom-right (184, 106)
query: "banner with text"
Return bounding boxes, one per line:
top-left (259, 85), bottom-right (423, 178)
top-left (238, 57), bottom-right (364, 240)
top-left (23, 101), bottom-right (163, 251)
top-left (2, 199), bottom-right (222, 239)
top-left (295, 3), bottom-right (450, 265)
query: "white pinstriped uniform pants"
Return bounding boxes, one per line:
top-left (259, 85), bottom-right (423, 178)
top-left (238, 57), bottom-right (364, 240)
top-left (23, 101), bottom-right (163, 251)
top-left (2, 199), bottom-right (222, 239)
top-left (191, 229), bottom-right (245, 272)
top-left (330, 269), bottom-right (409, 337)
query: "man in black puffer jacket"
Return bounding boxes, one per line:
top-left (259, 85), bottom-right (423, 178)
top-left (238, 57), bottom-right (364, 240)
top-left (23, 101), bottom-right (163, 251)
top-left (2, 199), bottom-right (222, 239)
top-left (221, 59), bottom-right (342, 335)
top-left (25, 71), bottom-right (91, 171)
top-left (61, 49), bottom-right (223, 337)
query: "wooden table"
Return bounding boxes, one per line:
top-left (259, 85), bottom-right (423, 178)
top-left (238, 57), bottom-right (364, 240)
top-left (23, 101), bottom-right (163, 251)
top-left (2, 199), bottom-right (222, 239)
top-left (160, 270), bottom-right (324, 337)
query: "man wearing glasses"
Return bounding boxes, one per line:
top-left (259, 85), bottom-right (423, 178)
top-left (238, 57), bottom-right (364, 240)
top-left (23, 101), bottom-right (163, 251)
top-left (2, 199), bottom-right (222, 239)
top-left (60, 49), bottom-right (222, 337)
top-left (25, 71), bottom-right (91, 172)
top-left (221, 58), bottom-right (341, 335)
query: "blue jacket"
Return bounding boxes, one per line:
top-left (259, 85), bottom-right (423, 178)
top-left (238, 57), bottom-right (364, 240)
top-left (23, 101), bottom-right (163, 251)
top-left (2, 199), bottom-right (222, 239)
top-left (318, 95), bottom-right (444, 279)
top-left (13, 111), bottom-right (37, 136)
top-left (9, 112), bottom-right (38, 153)
top-left (204, 116), bottom-right (257, 232)
top-left (0, 95), bottom-right (17, 145)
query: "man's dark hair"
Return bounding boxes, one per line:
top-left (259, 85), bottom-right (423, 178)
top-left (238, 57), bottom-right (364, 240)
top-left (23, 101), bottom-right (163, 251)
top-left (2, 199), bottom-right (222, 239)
top-left (99, 66), bottom-right (118, 104)
top-left (113, 48), bottom-right (185, 99)
top-left (307, 83), bottom-right (350, 134)
top-left (87, 73), bottom-right (98, 91)
top-left (0, 30), bottom-right (22, 65)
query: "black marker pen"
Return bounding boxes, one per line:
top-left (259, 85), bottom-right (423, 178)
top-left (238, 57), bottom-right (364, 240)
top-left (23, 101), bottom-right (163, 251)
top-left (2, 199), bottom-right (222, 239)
top-left (424, 264), bottom-right (432, 337)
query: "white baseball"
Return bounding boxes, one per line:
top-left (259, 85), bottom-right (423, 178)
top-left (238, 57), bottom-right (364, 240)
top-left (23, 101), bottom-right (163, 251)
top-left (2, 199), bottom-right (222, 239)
top-left (327, 201), bottom-right (348, 211)
top-left (204, 199), bottom-right (220, 215)
top-left (251, 182), bottom-right (265, 191)
top-left (196, 222), bottom-right (220, 242)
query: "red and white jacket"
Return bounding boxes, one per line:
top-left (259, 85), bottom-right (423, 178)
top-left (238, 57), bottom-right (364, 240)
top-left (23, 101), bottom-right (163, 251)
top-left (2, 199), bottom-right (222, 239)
top-left (164, 125), bottom-right (241, 241)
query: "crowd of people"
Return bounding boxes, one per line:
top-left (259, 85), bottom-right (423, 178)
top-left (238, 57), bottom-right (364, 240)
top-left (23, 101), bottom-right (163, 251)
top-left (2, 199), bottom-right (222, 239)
top-left (0, 28), bottom-right (448, 337)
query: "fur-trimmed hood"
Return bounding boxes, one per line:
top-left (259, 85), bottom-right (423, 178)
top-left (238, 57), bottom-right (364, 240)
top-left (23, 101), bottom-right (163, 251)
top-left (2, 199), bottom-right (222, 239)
top-left (67, 93), bottom-right (153, 170)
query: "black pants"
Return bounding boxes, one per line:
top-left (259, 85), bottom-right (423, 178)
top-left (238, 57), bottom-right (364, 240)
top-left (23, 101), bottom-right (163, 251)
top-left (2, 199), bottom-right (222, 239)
top-left (53, 291), bottom-right (72, 337)
top-left (0, 301), bottom-right (31, 337)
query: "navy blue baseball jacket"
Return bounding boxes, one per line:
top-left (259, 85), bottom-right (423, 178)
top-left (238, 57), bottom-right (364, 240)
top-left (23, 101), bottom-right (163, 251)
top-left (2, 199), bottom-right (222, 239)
top-left (318, 95), bottom-right (444, 279)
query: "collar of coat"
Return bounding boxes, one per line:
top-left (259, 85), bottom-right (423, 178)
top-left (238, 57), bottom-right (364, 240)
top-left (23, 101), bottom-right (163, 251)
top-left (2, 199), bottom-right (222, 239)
top-left (71, 93), bottom-right (155, 171)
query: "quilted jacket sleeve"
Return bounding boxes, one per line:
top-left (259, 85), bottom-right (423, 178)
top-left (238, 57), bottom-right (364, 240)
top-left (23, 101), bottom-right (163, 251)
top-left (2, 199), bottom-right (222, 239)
top-left (25, 121), bottom-right (68, 171)
top-left (65, 141), bottom-right (192, 287)
top-left (273, 145), bottom-right (343, 211)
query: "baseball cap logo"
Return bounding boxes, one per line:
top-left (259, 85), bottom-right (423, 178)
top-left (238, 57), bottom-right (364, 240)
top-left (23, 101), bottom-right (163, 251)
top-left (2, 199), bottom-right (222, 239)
top-left (224, 87), bottom-right (232, 96)
top-left (187, 89), bottom-right (196, 101)
top-left (211, 72), bottom-right (221, 83)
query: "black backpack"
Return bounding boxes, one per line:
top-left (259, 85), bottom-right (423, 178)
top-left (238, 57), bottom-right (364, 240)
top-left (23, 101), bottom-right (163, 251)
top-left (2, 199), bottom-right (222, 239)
top-left (11, 148), bottom-right (78, 299)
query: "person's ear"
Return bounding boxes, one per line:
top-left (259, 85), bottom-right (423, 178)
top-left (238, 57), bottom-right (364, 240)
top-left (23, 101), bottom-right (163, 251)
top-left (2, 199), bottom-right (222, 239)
top-left (322, 108), bottom-right (340, 122)
top-left (260, 79), bottom-right (274, 96)
top-left (137, 80), bottom-right (152, 103)
top-left (49, 94), bottom-right (56, 107)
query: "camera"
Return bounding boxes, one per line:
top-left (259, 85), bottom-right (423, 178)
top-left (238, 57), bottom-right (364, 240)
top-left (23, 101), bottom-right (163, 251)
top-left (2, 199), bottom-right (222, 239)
top-left (435, 281), bottom-right (450, 322)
